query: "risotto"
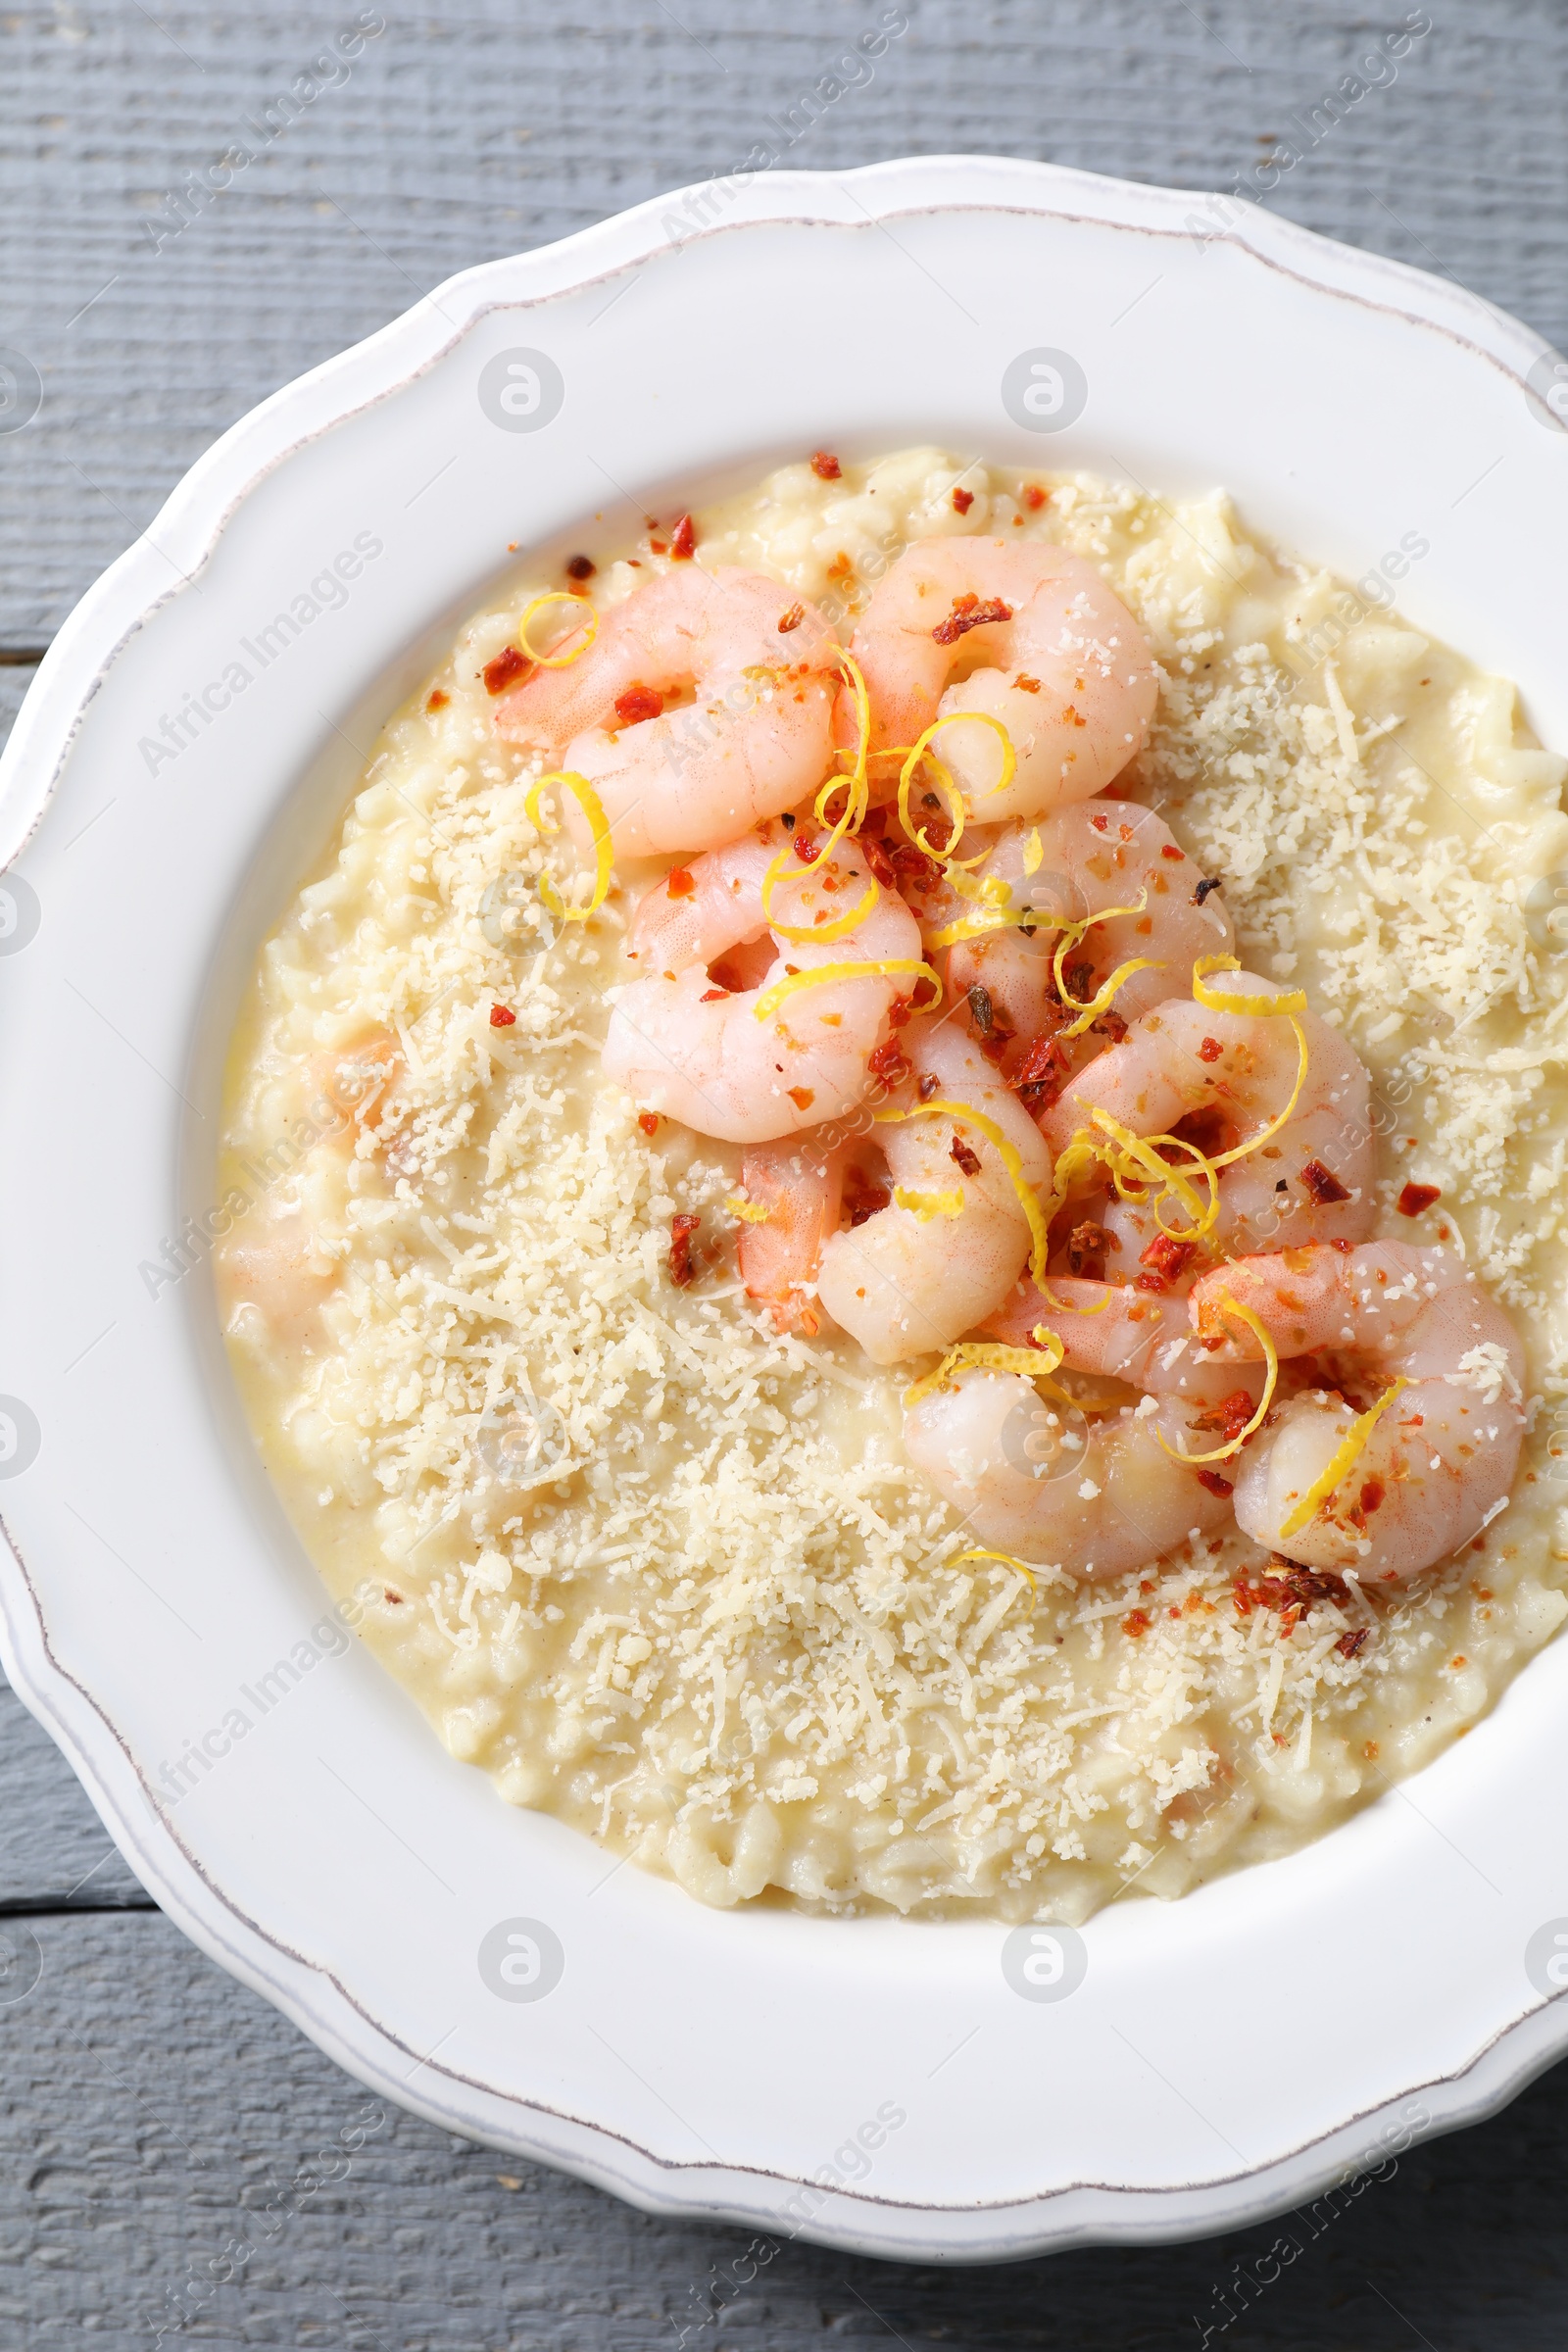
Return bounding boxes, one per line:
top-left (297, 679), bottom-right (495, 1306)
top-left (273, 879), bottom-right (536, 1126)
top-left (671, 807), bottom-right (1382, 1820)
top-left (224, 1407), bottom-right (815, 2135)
top-left (211, 449), bottom-right (1568, 1924)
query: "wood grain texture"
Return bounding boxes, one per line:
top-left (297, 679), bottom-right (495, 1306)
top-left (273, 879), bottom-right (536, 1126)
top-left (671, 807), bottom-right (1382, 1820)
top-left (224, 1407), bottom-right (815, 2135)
top-left (6, 2), bottom-right (1568, 2342)
top-left (0, 1907), bottom-right (1565, 2351)
top-left (2, 0), bottom-right (1568, 645)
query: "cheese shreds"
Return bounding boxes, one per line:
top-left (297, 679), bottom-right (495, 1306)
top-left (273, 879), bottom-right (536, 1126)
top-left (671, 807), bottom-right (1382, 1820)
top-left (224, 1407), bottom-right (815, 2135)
top-left (214, 450), bottom-right (1568, 1930)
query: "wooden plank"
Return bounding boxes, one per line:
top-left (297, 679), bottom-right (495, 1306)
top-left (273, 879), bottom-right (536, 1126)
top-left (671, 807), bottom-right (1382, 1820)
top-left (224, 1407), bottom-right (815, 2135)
top-left (0, 1906), bottom-right (1564, 2347)
top-left (3, 3), bottom-right (1568, 644)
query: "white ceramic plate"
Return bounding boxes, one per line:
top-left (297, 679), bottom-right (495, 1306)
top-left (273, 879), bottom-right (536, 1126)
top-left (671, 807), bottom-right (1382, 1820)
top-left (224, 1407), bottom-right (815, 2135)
top-left (5, 155), bottom-right (1568, 2263)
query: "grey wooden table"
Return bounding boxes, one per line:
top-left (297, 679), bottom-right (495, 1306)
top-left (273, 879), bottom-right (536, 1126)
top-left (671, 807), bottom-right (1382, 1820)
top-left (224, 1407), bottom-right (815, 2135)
top-left (4, 2), bottom-right (1568, 2342)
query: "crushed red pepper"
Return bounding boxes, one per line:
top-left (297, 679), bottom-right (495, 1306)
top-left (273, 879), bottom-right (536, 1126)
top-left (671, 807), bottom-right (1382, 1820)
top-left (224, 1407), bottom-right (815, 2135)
top-left (1396, 1180), bottom-right (1442, 1217)
top-left (482, 645), bottom-right (529, 696)
top-left (666, 867), bottom-right (696, 900)
top-left (1197, 1035), bottom-right (1223, 1064)
top-left (1066, 1220), bottom-right (1110, 1280)
top-left (1121, 1609), bottom-right (1152, 1639)
top-left (613, 682), bottom-right (662, 726)
top-left (669, 514), bottom-right (697, 560)
top-left (1300, 1158), bottom-right (1351, 1205)
top-left (564, 553), bottom-right (596, 581)
top-left (1022, 483), bottom-right (1048, 510)
top-left (1137, 1233), bottom-right (1197, 1292)
top-left (668, 1212), bottom-right (701, 1287)
top-left (809, 450), bottom-right (842, 480)
top-left (1196, 1469), bottom-right (1235, 1498)
top-left (950, 1135), bottom-right (982, 1178)
top-left (488, 1004), bottom-right (516, 1027)
top-left (951, 485), bottom-right (974, 514)
top-left (932, 593), bottom-right (1013, 645)
top-left (637, 1112), bottom-right (660, 1137)
top-left (777, 601), bottom-right (805, 633)
top-left (425, 687), bottom-right (450, 711)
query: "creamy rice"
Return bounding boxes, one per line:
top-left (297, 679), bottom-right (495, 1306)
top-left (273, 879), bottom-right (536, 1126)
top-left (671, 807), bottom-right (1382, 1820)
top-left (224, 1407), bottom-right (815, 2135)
top-left (213, 449), bottom-right (1568, 1923)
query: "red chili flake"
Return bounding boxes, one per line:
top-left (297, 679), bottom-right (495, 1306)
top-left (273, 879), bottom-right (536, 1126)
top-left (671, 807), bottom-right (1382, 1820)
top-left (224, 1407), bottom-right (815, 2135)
top-left (950, 1136), bottom-right (981, 1178)
top-left (1136, 1233), bottom-right (1196, 1292)
top-left (1337, 1628), bottom-right (1370, 1660)
top-left (1012, 673), bottom-right (1040, 693)
top-left (425, 687), bottom-right (450, 711)
top-left (787, 1086), bottom-right (815, 1110)
top-left (666, 867), bottom-right (696, 899)
top-left (1197, 1035), bottom-right (1223, 1064)
top-left (1396, 1181), bottom-right (1442, 1217)
top-left (482, 644), bottom-right (529, 695)
top-left (951, 486), bottom-right (974, 514)
top-left (1359, 1477), bottom-right (1386, 1514)
top-left (649, 540), bottom-right (667, 556)
top-left (488, 1004), bottom-right (516, 1027)
top-left (1160, 843), bottom-right (1185, 860)
top-left (1066, 1220), bottom-right (1109, 1280)
top-left (637, 1112), bottom-right (660, 1137)
top-left (1022, 484), bottom-right (1048, 510)
top-left (810, 450), bottom-right (842, 480)
top-left (917, 1071), bottom-right (941, 1102)
top-left (844, 1167), bottom-right (890, 1227)
top-left (668, 1212), bottom-right (701, 1288)
top-left (1300, 1158), bottom-right (1351, 1205)
top-left (1193, 876), bottom-right (1223, 906)
top-left (699, 988), bottom-right (729, 1003)
top-left (1090, 1007), bottom-right (1128, 1045)
top-left (613, 683), bottom-right (663, 727)
top-left (1196, 1469), bottom-right (1234, 1497)
top-left (792, 829), bottom-right (820, 864)
top-left (931, 594), bottom-right (1013, 646)
top-left (1192, 1390), bottom-right (1256, 1447)
top-left (1121, 1608), bottom-right (1152, 1639)
top-left (862, 835), bottom-right (897, 887)
top-left (669, 514), bottom-right (697, 560)
top-left (564, 553), bottom-right (596, 581)
top-left (886, 994), bottom-right (912, 1031)
top-left (889, 842), bottom-right (940, 891)
top-left (1012, 1030), bottom-right (1069, 1111)
top-left (777, 602), bottom-right (805, 633)
top-left (868, 1036), bottom-right (911, 1087)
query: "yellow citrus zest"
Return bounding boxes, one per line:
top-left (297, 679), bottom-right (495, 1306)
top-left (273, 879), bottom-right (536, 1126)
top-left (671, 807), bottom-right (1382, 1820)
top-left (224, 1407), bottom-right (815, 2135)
top-left (876, 1099), bottom-right (1051, 1281)
top-left (903, 1328), bottom-right (1065, 1409)
top-left (1022, 826), bottom-right (1044, 876)
top-left (894, 1185), bottom-right (964, 1222)
top-left (1158, 1293), bottom-right (1279, 1466)
top-left (951, 1545), bottom-right (1039, 1597)
top-left (1051, 888), bottom-right (1165, 1039)
top-left (752, 957), bottom-right (941, 1025)
top-left (1277, 1377), bottom-right (1411, 1540)
top-left (518, 592), bottom-right (598, 667)
top-left (1035, 1281), bottom-right (1114, 1316)
top-left (523, 770), bottom-right (613, 921)
top-left (1089, 1109), bottom-right (1218, 1242)
top-left (1193, 952), bottom-right (1308, 1018)
top-left (760, 858), bottom-right (881, 945)
top-left (725, 1195), bottom-right (770, 1224)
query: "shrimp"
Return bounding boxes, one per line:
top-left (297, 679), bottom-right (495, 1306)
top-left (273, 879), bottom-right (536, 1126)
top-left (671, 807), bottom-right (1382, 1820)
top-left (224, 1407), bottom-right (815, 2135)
top-left (1040, 974), bottom-right (1376, 1252)
top-left (735, 1134), bottom-right (849, 1336)
top-left (983, 1274), bottom-right (1264, 1408)
top-left (1188, 1243), bottom-right (1526, 1581)
top-left (925, 802), bottom-right (1235, 1079)
top-left (903, 1371), bottom-right (1235, 1581)
top-left (849, 539), bottom-right (1157, 816)
top-left (496, 568), bottom-right (842, 858)
top-left (813, 1019), bottom-right (1051, 1363)
top-left (602, 823), bottom-right (922, 1144)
